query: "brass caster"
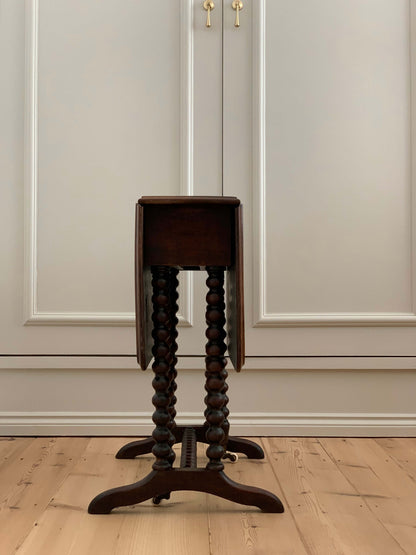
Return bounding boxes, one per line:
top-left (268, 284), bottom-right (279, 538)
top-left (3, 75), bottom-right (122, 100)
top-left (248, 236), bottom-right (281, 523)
top-left (222, 451), bottom-right (239, 463)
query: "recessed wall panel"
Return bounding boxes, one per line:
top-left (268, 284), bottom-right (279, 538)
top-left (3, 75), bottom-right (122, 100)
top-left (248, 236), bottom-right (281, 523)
top-left (264, 0), bottom-right (412, 316)
top-left (36, 0), bottom-right (180, 314)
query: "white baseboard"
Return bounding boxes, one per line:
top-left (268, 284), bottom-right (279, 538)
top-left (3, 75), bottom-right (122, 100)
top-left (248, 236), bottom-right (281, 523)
top-left (0, 412), bottom-right (415, 437)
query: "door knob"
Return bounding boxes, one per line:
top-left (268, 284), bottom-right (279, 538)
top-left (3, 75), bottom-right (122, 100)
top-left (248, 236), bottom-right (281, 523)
top-left (203, 1), bottom-right (215, 28)
top-left (232, 1), bottom-right (243, 27)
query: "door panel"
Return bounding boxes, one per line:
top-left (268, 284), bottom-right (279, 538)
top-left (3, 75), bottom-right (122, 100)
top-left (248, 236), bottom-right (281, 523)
top-left (0, 0), bottom-right (222, 357)
top-left (36, 0), bottom-right (182, 316)
top-left (224, 0), bottom-right (416, 357)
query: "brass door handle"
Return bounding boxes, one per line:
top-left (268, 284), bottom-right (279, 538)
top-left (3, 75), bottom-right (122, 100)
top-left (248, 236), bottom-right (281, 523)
top-left (232, 1), bottom-right (243, 27)
top-left (203, 0), bottom-right (215, 28)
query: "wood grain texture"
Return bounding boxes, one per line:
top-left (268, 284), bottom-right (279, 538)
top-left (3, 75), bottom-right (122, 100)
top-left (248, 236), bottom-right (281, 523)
top-left (320, 438), bottom-right (416, 554)
top-left (264, 437), bottom-right (411, 555)
top-left (0, 437), bottom-right (89, 554)
top-left (206, 438), bottom-right (306, 555)
top-left (7, 437), bottom-right (416, 554)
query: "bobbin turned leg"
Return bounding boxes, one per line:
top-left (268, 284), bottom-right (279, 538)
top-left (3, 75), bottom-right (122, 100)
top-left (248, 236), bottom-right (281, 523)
top-left (204, 266), bottom-right (228, 471)
top-left (149, 265), bottom-right (176, 469)
top-left (89, 266), bottom-right (284, 515)
top-left (152, 267), bottom-right (179, 502)
top-left (166, 268), bottom-right (179, 435)
top-left (89, 260), bottom-right (285, 514)
top-left (203, 267), bottom-right (264, 465)
top-left (89, 266), bottom-right (176, 514)
top-left (116, 267), bottom-right (180, 462)
top-left (116, 262), bottom-right (262, 463)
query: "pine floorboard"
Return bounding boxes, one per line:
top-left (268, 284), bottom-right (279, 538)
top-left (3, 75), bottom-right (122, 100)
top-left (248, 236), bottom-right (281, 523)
top-left (0, 437), bottom-right (414, 554)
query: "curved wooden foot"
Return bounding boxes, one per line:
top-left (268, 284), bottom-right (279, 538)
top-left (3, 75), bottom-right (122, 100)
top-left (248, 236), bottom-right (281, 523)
top-left (205, 470), bottom-right (284, 513)
top-left (115, 437), bottom-right (154, 459)
top-left (226, 436), bottom-right (265, 459)
top-left (88, 470), bottom-right (162, 514)
top-left (115, 433), bottom-right (264, 460)
top-left (88, 469), bottom-right (284, 514)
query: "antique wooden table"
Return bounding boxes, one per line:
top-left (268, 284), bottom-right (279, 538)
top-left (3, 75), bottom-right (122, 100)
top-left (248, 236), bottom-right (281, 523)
top-left (88, 196), bottom-right (284, 514)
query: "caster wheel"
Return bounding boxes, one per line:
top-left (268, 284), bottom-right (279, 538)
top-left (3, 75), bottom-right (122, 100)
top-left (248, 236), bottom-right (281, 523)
top-left (152, 492), bottom-right (171, 505)
top-left (223, 451), bottom-right (239, 463)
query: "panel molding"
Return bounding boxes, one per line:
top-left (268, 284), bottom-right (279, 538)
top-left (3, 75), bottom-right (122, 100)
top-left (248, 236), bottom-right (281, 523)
top-left (252, 0), bottom-right (416, 328)
top-left (1, 411), bottom-right (415, 437)
top-left (256, 313), bottom-right (416, 328)
top-left (23, 0), bottom-right (194, 327)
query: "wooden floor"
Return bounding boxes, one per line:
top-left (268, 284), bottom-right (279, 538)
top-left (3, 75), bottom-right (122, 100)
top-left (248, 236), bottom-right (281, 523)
top-left (1, 437), bottom-right (416, 554)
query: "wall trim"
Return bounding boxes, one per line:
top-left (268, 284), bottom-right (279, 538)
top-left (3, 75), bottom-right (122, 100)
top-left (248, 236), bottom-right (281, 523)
top-left (1, 411), bottom-right (415, 437)
top-left (23, 0), bottom-right (193, 327)
top-left (255, 313), bottom-right (416, 327)
top-left (252, 0), bottom-right (416, 328)
top-left (1, 356), bottom-right (416, 369)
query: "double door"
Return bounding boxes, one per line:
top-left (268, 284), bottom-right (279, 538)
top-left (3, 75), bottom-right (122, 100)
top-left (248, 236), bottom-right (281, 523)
top-left (1, 0), bottom-right (416, 367)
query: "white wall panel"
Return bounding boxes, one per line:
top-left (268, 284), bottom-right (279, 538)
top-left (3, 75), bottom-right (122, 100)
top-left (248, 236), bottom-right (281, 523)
top-left (0, 0), bottom-right (221, 355)
top-left (263, 0), bottom-right (412, 319)
top-left (1, 1), bottom-right (415, 435)
top-left (225, 0), bottom-right (416, 356)
top-left (36, 0), bottom-right (181, 315)
top-left (26, 0), bottom-right (192, 327)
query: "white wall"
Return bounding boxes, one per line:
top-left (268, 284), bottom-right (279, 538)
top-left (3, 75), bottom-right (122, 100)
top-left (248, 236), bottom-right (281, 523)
top-left (1, 2), bottom-right (415, 437)
top-left (1, 367), bottom-right (416, 436)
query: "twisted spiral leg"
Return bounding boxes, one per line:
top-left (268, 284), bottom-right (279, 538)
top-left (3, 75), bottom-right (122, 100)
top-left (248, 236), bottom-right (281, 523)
top-left (151, 266), bottom-right (176, 470)
top-left (204, 266), bottom-right (228, 471)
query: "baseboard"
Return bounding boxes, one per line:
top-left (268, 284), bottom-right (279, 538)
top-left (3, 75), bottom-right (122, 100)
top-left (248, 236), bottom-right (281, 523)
top-left (0, 412), bottom-right (415, 437)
